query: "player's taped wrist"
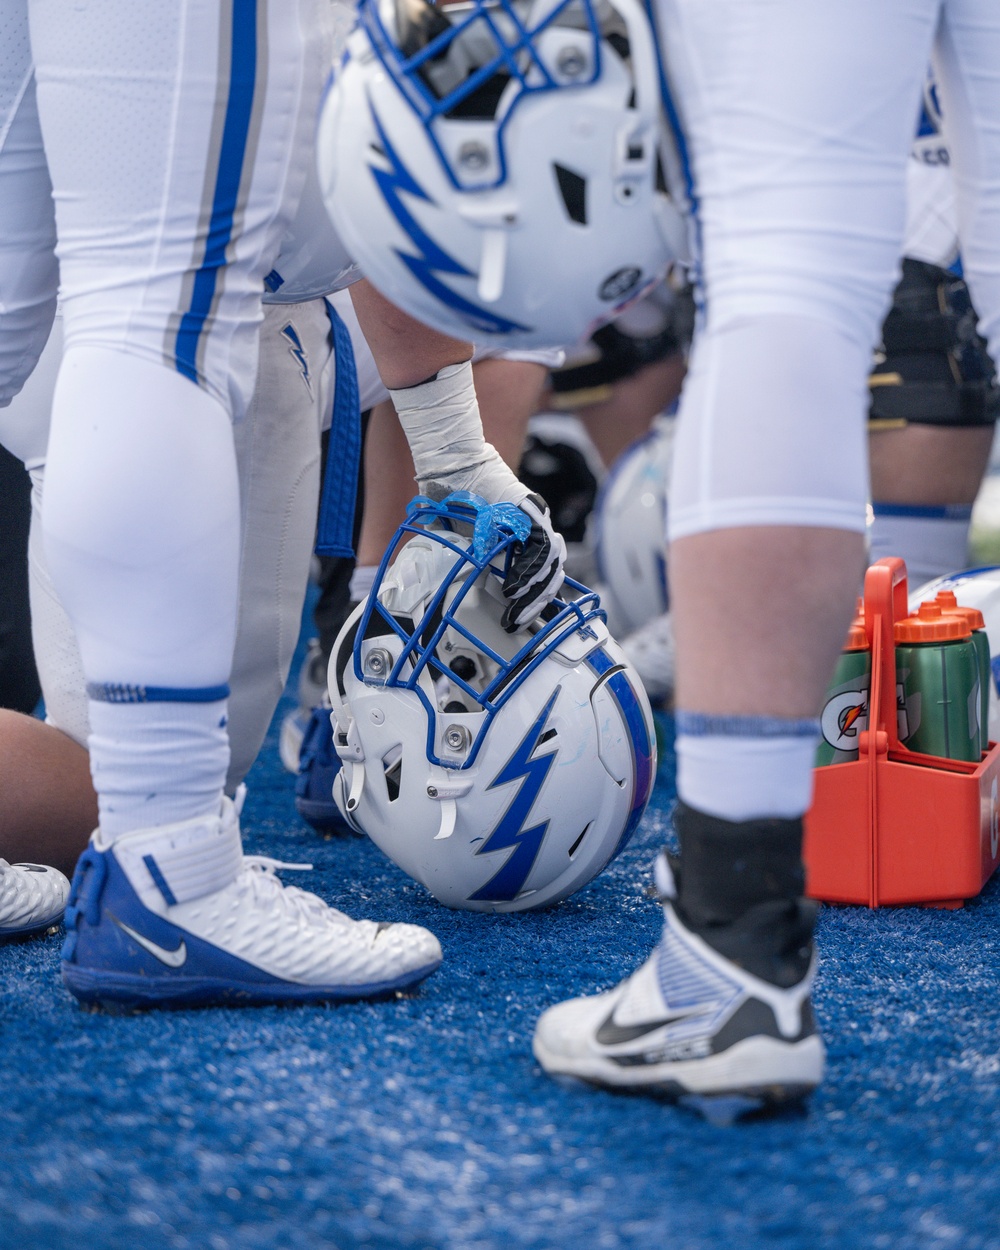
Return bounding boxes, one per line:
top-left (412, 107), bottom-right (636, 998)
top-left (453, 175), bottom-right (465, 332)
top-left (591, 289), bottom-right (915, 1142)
top-left (390, 359), bottom-right (565, 631)
top-left (390, 359), bottom-right (527, 505)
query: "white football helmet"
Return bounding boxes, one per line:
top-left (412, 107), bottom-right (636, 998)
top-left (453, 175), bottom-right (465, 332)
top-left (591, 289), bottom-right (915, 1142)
top-left (316, 0), bottom-right (687, 349)
top-left (910, 566), bottom-right (1000, 744)
top-left (593, 415), bottom-right (675, 636)
top-left (329, 494), bottom-right (657, 912)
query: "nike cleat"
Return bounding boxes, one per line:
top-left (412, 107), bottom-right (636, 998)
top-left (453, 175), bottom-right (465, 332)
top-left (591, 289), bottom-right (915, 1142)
top-left (60, 798), bottom-right (442, 1010)
top-left (0, 860), bottom-right (71, 941)
top-left (294, 704), bottom-right (353, 834)
top-left (533, 856), bottom-right (823, 1113)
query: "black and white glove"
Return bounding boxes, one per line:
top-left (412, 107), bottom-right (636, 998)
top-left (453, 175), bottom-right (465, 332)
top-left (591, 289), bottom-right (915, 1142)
top-left (500, 492), bottom-right (567, 632)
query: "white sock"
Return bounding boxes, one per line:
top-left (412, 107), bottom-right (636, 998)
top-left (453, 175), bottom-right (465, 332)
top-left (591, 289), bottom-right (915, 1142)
top-left (675, 712), bottom-right (819, 821)
top-left (88, 697), bottom-right (230, 840)
top-left (869, 502), bottom-right (972, 585)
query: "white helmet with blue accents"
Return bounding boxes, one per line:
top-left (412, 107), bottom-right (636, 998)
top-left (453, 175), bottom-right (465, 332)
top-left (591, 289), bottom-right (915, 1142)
top-left (328, 494), bottom-right (656, 912)
top-left (316, 0), bottom-right (686, 349)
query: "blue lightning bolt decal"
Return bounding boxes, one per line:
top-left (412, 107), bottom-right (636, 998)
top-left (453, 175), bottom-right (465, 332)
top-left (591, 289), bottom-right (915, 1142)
top-left (368, 103), bottom-right (532, 338)
top-left (468, 686), bottom-right (561, 903)
top-left (280, 321), bottom-right (312, 396)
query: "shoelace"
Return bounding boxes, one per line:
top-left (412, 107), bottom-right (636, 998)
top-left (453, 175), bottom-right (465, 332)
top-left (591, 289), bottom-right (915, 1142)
top-left (239, 857), bottom-right (354, 926)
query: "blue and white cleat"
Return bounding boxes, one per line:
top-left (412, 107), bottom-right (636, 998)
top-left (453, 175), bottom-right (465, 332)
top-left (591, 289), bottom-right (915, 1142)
top-left (294, 704), bottom-right (353, 834)
top-left (533, 855), bottom-right (823, 1112)
top-left (0, 860), bottom-right (70, 941)
top-left (61, 798), bottom-right (441, 1010)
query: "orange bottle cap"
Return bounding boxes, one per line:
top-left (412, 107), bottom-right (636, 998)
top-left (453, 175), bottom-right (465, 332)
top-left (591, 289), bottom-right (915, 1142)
top-left (894, 600), bottom-right (971, 643)
top-left (933, 591), bottom-right (986, 631)
top-left (843, 620), bottom-right (868, 652)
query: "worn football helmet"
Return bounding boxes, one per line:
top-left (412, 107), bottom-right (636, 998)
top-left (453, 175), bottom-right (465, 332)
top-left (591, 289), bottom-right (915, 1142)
top-left (328, 494), bottom-right (656, 912)
top-left (317, 0), bottom-right (687, 349)
top-left (593, 415), bottom-right (675, 636)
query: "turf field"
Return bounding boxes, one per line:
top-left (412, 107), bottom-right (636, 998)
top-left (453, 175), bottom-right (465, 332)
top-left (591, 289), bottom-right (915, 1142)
top-left (3, 620), bottom-right (1000, 1250)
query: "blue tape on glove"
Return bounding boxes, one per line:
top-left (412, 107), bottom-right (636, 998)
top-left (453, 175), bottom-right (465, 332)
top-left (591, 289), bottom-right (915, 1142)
top-left (407, 491), bottom-right (531, 560)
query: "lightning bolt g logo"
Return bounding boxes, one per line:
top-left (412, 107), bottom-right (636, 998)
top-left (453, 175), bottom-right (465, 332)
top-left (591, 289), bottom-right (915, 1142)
top-left (468, 687), bottom-right (561, 903)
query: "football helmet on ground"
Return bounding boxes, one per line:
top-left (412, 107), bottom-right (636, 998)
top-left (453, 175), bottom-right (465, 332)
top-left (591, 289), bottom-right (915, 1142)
top-left (328, 494), bottom-right (656, 912)
top-left (317, 0), bottom-right (686, 349)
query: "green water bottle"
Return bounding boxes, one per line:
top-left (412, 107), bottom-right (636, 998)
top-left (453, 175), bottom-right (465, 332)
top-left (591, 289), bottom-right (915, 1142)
top-left (894, 602), bottom-right (981, 761)
top-left (816, 615), bottom-right (870, 766)
top-left (932, 590), bottom-right (990, 755)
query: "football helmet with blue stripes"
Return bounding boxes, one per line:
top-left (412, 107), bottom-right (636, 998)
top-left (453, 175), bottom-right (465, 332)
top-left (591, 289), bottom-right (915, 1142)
top-left (328, 494), bottom-right (656, 912)
top-left (317, 0), bottom-right (686, 349)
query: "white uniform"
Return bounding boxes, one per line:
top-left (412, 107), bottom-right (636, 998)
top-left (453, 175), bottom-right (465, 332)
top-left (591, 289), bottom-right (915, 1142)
top-left (17, 301), bottom-right (333, 794)
top-left (0, 0), bottom-right (332, 837)
top-left (657, 0), bottom-right (1000, 544)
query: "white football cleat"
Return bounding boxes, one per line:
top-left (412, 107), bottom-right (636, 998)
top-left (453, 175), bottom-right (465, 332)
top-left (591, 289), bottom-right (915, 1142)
top-left (533, 857), bottom-right (823, 1112)
top-left (61, 798), bottom-right (442, 1009)
top-left (0, 860), bottom-right (70, 940)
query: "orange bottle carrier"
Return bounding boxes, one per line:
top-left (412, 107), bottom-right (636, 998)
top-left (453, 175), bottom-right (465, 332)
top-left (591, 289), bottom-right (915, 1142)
top-left (804, 557), bottom-right (1000, 908)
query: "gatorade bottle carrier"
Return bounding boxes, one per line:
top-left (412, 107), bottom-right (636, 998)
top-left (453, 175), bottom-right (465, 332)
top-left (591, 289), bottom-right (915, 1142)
top-left (804, 557), bottom-right (1000, 909)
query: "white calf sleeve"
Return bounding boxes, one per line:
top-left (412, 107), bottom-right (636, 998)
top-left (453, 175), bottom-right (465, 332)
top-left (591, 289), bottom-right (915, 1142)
top-left (668, 315), bottom-right (871, 540)
top-left (42, 346), bottom-right (241, 836)
top-left (869, 503), bottom-right (973, 585)
top-left (42, 346), bottom-right (240, 686)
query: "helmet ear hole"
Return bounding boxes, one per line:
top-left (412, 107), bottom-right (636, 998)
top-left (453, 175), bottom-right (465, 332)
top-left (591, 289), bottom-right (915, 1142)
top-left (568, 823), bottom-right (591, 858)
top-left (554, 164), bottom-right (587, 225)
top-left (382, 749), bottom-right (403, 802)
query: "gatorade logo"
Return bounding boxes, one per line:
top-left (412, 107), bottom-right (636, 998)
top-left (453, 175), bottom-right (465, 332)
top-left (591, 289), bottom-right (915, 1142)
top-left (821, 691), bottom-right (868, 752)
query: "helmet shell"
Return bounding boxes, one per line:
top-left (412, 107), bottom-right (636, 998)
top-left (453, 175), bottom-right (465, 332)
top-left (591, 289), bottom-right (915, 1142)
top-left (329, 500), bottom-right (657, 911)
top-left (317, 0), bottom-right (687, 348)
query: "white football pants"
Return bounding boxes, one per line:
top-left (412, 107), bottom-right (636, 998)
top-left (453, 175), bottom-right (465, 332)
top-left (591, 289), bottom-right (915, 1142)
top-left (21, 301), bottom-right (332, 794)
top-left (0, 0), bottom-right (330, 834)
top-left (656, 0), bottom-right (1000, 539)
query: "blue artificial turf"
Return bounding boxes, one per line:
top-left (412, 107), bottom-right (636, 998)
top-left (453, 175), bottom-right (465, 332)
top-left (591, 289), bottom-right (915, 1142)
top-left (3, 617), bottom-right (1000, 1250)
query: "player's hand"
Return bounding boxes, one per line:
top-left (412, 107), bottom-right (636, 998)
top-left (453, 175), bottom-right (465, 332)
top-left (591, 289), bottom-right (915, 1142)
top-left (500, 493), bottom-right (567, 632)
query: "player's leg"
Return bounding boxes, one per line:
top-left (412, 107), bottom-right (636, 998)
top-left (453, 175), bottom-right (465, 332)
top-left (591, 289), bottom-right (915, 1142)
top-left (225, 299), bottom-right (330, 789)
top-left (0, 0), bottom-right (57, 427)
top-left (935, 2), bottom-right (1000, 401)
top-left (0, 300), bottom-right (329, 872)
top-left (534, 0), bottom-right (941, 1105)
top-left (30, 0), bottom-right (439, 1007)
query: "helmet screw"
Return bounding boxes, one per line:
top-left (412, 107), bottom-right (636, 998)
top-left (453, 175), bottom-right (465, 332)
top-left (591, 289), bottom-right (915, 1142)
top-left (364, 648), bottom-right (392, 680)
top-left (444, 724), bottom-right (470, 752)
top-left (458, 141), bottom-right (490, 171)
top-left (557, 46), bottom-right (587, 78)
top-left (427, 785), bottom-right (439, 798)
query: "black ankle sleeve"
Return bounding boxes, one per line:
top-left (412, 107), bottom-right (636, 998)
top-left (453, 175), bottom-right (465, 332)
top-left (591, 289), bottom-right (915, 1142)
top-left (673, 800), bottom-right (805, 927)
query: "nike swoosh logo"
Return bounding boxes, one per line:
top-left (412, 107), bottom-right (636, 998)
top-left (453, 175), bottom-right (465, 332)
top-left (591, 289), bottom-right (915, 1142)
top-left (110, 914), bottom-right (187, 968)
top-left (596, 1001), bottom-right (717, 1045)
